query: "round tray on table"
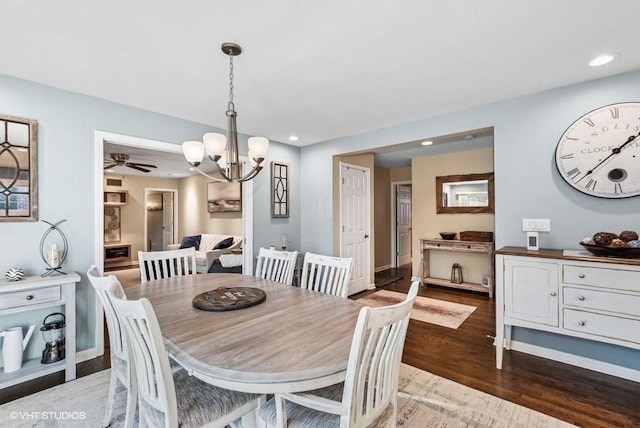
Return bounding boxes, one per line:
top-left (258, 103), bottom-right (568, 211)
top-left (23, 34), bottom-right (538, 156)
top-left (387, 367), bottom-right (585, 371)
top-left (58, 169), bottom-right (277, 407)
top-left (192, 287), bottom-right (266, 311)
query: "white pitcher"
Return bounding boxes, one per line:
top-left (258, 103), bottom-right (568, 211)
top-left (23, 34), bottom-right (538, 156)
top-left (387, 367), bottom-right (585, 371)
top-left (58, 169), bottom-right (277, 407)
top-left (0, 325), bottom-right (35, 373)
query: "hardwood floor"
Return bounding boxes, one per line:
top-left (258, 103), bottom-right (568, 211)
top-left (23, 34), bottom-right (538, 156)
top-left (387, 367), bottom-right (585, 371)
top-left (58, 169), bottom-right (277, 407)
top-left (3, 266), bottom-right (639, 427)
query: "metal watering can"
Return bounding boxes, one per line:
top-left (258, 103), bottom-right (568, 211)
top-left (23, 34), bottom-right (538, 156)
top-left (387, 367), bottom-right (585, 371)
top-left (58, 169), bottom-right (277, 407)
top-left (0, 325), bottom-right (35, 373)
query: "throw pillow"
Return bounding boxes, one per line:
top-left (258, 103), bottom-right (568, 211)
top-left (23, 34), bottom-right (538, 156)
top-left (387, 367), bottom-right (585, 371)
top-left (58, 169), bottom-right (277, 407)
top-left (213, 236), bottom-right (234, 250)
top-left (179, 235), bottom-right (201, 250)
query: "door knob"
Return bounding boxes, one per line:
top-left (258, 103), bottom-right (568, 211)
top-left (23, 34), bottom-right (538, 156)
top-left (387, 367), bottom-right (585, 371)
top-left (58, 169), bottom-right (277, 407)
top-left (364, 234), bottom-right (369, 239)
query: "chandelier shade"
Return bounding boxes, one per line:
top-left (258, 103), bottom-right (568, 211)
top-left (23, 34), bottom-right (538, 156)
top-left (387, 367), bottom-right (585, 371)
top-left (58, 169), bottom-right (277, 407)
top-left (182, 42), bottom-right (269, 182)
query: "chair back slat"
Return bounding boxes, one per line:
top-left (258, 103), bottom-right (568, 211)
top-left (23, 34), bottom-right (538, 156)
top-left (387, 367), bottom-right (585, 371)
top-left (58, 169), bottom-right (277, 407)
top-left (138, 248), bottom-right (196, 283)
top-left (255, 247), bottom-right (298, 286)
top-left (343, 281), bottom-right (419, 426)
top-left (299, 252), bottom-right (352, 298)
top-left (110, 292), bottom-right (179, 427)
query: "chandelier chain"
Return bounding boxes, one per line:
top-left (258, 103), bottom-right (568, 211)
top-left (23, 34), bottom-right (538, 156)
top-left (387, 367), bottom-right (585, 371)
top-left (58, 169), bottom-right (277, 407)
top-left (228, 53), bottom-right (235, 109)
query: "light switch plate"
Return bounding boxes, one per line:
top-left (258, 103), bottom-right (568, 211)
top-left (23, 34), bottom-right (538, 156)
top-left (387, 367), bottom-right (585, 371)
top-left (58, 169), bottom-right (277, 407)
top-left (522, 218), bottom-right (551, 232)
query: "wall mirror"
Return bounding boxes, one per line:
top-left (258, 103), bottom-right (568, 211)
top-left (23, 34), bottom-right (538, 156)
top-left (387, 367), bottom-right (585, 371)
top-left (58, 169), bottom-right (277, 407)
top-left (0, 114), bottom-right (38, 221)
top-left (436, 172), bottom-right (494, 214)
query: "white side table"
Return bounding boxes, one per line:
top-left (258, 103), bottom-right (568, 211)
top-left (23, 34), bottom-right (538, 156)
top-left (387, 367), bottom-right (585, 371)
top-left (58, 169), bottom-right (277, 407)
top-left (0, 273), bottom-right (79, 389)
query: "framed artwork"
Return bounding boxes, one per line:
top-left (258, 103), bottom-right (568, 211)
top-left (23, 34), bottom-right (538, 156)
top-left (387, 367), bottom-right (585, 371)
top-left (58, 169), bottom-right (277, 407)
top-left (207, 181), bottom-right (241, 212)
top-left (0, 114), bottom-right (38, 222)
top-left (271, 161), bottom-right (289, 218)
top-left (104, 206), bottom-right (121, 242)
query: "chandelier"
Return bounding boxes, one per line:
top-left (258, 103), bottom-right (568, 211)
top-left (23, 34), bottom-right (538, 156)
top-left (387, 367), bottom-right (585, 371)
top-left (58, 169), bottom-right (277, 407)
top-left (182, 42), bottom-right (269, 182)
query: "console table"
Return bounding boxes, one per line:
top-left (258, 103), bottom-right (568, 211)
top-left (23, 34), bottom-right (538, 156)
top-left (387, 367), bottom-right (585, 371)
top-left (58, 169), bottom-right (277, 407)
top-left (420, 238), bottom-right (494, 297)
top-left (495, 247), bottom-right (640, 379)
top-left (0, 273), bottom-right (79, 389)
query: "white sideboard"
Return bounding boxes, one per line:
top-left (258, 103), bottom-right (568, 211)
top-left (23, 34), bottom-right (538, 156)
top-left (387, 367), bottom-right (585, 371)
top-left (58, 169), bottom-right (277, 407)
top-left (0, 273), bottom-right (79, 389)
top-left (495, 247), bottom-right (640, 376)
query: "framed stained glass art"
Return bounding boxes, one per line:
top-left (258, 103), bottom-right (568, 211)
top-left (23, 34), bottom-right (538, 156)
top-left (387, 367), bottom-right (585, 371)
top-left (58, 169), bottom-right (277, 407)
top-left (271, 161), bottom-right (289, 218)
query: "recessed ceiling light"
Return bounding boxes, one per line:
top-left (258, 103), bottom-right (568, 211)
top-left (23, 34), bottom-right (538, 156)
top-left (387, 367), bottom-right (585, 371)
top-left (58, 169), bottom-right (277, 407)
top-left (288, 135), bottom-right (299, 142)
top-left (589, 54), bottom-right (616, 67)
top-left (105, 169), bottom-right (114, 173)
top-left (420, 140), bottom-right (433, 146)
top-left (189, 167), bottom-right (195, 171)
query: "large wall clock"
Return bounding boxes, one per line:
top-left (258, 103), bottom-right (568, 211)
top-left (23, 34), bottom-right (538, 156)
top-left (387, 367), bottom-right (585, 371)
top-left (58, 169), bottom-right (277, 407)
top-left (555, 102), bottom-right (640, 198)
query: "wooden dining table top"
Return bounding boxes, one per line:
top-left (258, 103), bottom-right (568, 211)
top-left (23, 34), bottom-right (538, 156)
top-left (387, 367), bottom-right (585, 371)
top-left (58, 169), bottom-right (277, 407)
top-left (124, 273), bottom-right (365, 393)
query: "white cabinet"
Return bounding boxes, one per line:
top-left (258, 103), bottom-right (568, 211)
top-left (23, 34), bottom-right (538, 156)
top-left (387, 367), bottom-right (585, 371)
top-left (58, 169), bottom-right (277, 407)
top-left (0, 274), bottom-right (79, 389)
top-left (496, 247), bottom-right (640, 376)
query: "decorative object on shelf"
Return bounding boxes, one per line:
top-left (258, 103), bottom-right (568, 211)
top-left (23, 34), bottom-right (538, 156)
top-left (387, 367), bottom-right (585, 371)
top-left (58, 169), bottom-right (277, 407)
top-left (459, 230), bottom-right (494, 242)
top-left (0, 325), bottom-right (34, 373)
top-left (281, 234), bottom-right (289, 250)
top-left (40, 312), bottom-right (66, 364)
top-left (207, 181), bottom-right (241, 213)
top-left (192, 287), bottom-right (266, 311)
top-left (271, 161), bottom-right (289, 218)
top-left (439, 232), bottom-right (456, 240)
top-left (579, 230), bottom-right (640, 257)
top-left (39, 219), bottom-right (68, 277)
top-left (182, 42), bottom-right (269, 183)
top-left (5, 267), bottom-right (24, 281)
top-left (555, 102), bottom-right (640, 198)
top-left (104, 206), bottom-right (121, 243)
top-left (0, 113), bottom-right (38, 222)
top-left (451, 263), bottom-right (463, 284)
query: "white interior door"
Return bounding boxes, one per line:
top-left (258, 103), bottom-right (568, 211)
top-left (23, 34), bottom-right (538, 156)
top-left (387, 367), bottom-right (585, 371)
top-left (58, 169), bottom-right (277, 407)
top-left (162, 192), bottom-right (174, 249)
top-left (340, 163), bottom-right (371, 295)
top-left (396, 185), bottom-right (412, 267)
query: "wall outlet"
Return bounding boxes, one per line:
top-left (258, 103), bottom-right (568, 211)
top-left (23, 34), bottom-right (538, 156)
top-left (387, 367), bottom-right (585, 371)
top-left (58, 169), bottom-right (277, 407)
top-left (522, 218), bottom-right (551, 232)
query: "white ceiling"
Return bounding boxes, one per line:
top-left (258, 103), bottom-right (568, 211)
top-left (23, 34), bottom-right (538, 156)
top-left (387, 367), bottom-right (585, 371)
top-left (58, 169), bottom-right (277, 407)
top-left (3, 1), bottom-right (640, 156)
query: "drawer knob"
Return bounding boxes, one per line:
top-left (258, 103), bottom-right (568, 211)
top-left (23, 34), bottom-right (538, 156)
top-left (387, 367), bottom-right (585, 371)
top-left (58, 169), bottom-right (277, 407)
top-left (578, 320), bottom-right (586, 326)
top-left (578, 296), bottom-right (585, 301)
top-left (25, 295), bottom-right (34, 301)
top-left (550, 292), bottom-right (557, 297)
top-left (578, 273), bottom-right (586, 279)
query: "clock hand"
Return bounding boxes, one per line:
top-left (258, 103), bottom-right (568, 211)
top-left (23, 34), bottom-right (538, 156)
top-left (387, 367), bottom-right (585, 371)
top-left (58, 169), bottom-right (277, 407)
top-left (575, 131), bottom-right (640, 183)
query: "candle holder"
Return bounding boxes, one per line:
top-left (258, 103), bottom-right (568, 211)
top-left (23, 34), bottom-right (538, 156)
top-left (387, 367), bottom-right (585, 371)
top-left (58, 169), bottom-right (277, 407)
top-left (39, 219), bottom-right (69, 277)
top-left (451, 263), bottom-right (463, 284)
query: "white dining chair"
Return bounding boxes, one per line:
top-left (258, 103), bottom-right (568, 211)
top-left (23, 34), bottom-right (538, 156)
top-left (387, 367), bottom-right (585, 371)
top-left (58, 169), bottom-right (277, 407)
top-left (138, 247), bottom-right (197, 283)
top-left (254, 247), bottom-right (299, 286)
top-left (298, 252), bottom-right (353, 298)
top-left (87, 265), bottom-right (137, 428)
top-left (258, 280), bottom-right (419, 428)
top-left (109, 286), bottom-right (265, 428)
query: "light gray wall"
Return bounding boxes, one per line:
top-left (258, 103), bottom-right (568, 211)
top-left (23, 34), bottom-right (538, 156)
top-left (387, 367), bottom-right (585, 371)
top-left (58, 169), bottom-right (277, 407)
top-left (0, 73), bottom-right (299, 358)
top-left (300, 69), bottom-right (640, 370)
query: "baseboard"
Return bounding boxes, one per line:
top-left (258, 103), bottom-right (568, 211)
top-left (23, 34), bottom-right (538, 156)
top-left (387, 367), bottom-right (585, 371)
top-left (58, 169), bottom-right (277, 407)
top-left (375, 264), bottom-right (392, 272)
top-left (510, 340), bottom-right (640, 383)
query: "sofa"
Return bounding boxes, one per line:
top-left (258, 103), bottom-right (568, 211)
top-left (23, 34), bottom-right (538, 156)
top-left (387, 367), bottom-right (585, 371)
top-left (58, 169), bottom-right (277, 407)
top-left (168, 234), bottom-right (243, 273)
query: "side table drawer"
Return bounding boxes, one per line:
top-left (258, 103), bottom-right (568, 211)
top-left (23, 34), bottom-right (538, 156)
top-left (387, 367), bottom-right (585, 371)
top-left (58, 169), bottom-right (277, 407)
top-left (563, 309), bottom-right (640, 345)
top-left (0, 286), bottom-right (61, 310)
top-left (563, 265), bottom-right (640, 292)
top-left (563, 287), bottom-right (640, 317)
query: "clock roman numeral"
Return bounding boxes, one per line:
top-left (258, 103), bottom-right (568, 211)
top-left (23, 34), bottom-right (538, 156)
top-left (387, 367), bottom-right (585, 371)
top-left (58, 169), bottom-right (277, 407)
top-left (585, 179), bottom-right (597, 191)
top-left (560, 153), bottom-right (574, 159)
top-left (611, 107), bottom-right (620, 119)
top-left (567, 167), bottom-right (581, 179)
top-left (584, 118), bottom-right (596, 127)
top-left (615, 182), bottom-right (623, 194)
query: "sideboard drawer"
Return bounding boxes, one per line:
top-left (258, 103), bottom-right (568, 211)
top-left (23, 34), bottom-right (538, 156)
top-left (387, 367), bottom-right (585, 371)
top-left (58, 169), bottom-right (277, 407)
top-left (563, 309), bottom-right (640, 344)
top-left (0, 286), bottom-right (61, 310)
top-left (563, 265), bottom-right (640, 292)
top-left (563, 287), bottom-right (640, 317)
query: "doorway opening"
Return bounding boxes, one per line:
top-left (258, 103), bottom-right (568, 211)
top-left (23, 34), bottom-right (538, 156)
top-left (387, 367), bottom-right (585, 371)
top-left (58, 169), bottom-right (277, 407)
top-left (144, 188), bottom-right (178, 251)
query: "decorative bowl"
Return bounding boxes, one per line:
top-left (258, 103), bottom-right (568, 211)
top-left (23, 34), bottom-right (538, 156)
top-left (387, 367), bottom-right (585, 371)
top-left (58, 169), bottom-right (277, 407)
top-left (439, 232), bottom-right (457, 240)
top-left (580, 243), bottom-right (640, 259)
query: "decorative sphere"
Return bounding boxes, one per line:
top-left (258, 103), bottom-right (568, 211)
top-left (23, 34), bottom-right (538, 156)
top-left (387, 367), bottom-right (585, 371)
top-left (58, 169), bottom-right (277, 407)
top-left (619, 230), bottom-right (639, 242)
top-left (611, 239), bottom-right (626, 247)
top-left (5, 267), bottom-right (24, 281)
top-left (581, 237), bottom-right (593, 244)
top-left (627, 240), bottom-right (640, 248)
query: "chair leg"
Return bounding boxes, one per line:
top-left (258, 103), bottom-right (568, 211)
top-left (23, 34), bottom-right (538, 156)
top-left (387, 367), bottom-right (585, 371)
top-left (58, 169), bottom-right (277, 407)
top-left (102, 369), bottom-right (118, 427)
top-left (123, 377), bottom-right (137, 428)
top-left (274, 395), bottom-right (288, 428)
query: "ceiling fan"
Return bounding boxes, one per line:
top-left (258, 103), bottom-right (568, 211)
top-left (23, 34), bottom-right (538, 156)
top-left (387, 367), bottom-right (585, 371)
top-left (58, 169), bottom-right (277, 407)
top-left (104, 153), bottom-right (158, 173)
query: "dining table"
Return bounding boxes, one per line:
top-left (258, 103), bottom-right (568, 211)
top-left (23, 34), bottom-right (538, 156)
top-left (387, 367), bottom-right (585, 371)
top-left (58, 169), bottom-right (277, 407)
top-left (124, 273), bottom-right (365, 394)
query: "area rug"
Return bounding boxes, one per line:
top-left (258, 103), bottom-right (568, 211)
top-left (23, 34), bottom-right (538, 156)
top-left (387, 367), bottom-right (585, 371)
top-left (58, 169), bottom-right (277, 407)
top-left (0, 364), bottom-right (574, 427)
top-left (357, 290), bottom-right (476, 329)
